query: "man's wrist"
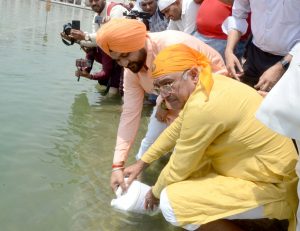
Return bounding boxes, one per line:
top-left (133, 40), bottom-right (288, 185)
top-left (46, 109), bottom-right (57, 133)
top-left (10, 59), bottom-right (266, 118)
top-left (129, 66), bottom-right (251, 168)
top-left (137, 159), bottom-right (149, 169)
top-left (84, 32), bottom-right (91, 41)
top-left (160, 101), bottom-right (168, 110)
top-left (279, 58), bottom-right (290, 71)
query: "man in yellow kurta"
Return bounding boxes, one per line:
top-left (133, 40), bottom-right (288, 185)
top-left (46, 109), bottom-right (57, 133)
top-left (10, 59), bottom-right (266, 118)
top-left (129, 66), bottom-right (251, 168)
top-left (124, 44), bottom-right (298, 231)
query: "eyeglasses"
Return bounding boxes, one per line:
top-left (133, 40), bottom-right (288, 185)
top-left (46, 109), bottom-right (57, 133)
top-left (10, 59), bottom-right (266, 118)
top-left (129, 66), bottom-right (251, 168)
top-left (152, 81), bottom-right (175, 96)
top-left (152, 70), bottom-right (189, 96)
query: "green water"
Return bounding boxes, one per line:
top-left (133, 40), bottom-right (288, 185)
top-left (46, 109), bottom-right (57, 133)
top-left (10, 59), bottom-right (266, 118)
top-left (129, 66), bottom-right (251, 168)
top-left (0, 1), bottom-right (178, 230)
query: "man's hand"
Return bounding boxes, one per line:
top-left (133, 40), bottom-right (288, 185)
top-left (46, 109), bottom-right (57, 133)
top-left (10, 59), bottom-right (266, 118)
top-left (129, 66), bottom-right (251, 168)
top-left (60, 32), bottom-right (72, 41)
top-left (257, 90), bottom-right (268, 97)
top-left (254, 62), bottom-right (285, 92)
top-left (123, 160), bottom-right (148, 188)
top-left (144, 188), bottom-right (159, 210)
top-left (75, 70), bottom-right (91, 79)
top-left (155, 102), bottom-right (168, 122)
top-left (70, 29), bottom-right (85, 41)
top-left (102, 16), bottom-right (111, 24)
top-left (110, 170), bottom-right (127, 193)
top-left (224, 49), bottom-right (244, 80)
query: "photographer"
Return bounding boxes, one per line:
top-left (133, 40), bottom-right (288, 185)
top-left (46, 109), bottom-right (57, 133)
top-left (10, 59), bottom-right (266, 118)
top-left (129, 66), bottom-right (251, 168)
top-left (134, 0), bottom-right (168, 32)
top-left (75, 47), bottom-right (123, 95)
top-left (61, 0), bottom-right (130, 96)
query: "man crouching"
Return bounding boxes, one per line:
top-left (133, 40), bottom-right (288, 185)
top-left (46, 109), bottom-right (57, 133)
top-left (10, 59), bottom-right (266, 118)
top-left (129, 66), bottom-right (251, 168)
top-left (124, 44), bottom-right (298, 231)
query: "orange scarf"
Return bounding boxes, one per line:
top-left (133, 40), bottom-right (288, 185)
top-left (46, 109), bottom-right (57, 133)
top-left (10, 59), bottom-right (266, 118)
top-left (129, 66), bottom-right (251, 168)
top-left (152, 43), bottom-right (214, 98)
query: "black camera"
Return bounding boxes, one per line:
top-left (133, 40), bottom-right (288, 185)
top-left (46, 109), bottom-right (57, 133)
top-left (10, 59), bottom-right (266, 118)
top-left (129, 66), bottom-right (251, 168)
top-left (123, 10), bottom-right (151, 20)
top-left (123, 10), bottom-right (151, 30)
top-left (63, 20), bottom-right (80, 35)
top-left (63, 23), bottom-right (72, 36)
top-left (62, 20), bottom-right (81, 46)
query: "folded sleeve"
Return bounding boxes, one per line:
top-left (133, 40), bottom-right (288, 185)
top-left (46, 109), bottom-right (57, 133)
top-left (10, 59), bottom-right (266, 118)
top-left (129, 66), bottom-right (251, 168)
top-left (221, 0), bottom-right (250, 35)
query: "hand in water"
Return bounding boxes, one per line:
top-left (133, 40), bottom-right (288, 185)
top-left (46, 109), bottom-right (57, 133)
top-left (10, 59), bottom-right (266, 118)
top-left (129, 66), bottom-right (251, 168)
top-left (144, 189), bottom-right (159, 211)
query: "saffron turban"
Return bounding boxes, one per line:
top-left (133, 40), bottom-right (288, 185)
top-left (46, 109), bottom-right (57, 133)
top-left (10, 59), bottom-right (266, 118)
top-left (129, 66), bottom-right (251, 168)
top-left (152, 43), bottom-right (214, 97)
top-left (158, 0), bottom-right (176, 11)
top-left (96, 18), bottom-right (147, 55)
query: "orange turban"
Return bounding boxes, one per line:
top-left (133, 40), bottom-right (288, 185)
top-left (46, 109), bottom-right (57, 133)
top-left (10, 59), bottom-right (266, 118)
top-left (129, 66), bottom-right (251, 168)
top-left (152, 43), bottom-right (214, 98)
top-left (96, 18), bottom-right (147, 55)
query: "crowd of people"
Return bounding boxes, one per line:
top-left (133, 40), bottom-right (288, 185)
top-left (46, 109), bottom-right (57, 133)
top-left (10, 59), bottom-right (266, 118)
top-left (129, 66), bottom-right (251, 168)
top-left (61, 0), bottom-right (300, 230)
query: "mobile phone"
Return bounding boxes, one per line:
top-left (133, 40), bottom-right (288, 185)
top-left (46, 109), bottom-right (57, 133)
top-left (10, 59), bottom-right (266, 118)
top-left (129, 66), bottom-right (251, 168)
top-left (71, 20), bottom-right (80, 30)
top-left (94, 16), bottom-right (103, 25)
top-left (76, 59), bottom-right (91, 69)
top-left (75, 59), bottom-right (92, 82)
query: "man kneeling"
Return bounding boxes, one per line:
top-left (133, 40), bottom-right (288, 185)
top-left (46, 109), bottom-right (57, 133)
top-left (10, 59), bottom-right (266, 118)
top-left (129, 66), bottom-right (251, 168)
top-left (124, 44), bottom-right (298, 231)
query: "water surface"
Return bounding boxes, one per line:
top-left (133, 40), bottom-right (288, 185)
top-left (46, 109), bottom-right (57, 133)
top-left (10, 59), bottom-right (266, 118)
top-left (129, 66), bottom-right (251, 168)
top-left (0, 1), bottom-right (178, 230)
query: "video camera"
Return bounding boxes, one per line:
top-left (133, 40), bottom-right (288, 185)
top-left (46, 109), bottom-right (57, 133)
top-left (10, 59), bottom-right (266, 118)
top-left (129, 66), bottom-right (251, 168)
top-left (61, 20), bottom-right (80, 46)
top-left (123, 10), bottom-right (151, 30)
top-left (123, 10), bottom-right (151, 20)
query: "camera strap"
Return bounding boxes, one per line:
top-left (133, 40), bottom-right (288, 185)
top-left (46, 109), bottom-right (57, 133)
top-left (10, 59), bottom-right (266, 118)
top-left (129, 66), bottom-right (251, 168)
top-left (61, 38), bottom-right (75, 46)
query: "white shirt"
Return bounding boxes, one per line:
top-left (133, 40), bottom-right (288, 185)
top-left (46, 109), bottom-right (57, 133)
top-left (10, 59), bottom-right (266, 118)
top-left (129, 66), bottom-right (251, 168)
top-left (256, 45), bottom-right (300, 140)
top-left (167, 0), bottom-right (199, 35)
top-left (80, 2), bottom-right (128, 47)
top-left (222, 0), bottom-right (300, 56)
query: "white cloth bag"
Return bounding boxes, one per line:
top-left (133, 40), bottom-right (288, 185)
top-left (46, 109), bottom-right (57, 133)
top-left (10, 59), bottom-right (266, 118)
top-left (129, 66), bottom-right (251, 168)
top-left (111, 180), bottom-right (160, 215)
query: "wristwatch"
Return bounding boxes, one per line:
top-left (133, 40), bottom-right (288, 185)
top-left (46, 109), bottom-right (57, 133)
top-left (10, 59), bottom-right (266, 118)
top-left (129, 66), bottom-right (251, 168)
top-left (84, 33), bottom-right (91, 41)
top-left (280, 59), bottom-right (290, 71)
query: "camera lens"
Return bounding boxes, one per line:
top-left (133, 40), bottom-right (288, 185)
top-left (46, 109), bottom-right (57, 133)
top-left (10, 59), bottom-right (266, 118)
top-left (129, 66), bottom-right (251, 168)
top-left (63, 23), bottom-right (72, 35)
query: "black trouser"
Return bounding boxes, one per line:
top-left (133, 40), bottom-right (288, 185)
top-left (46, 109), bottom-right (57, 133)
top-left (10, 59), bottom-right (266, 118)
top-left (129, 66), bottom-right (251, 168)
top-left (241, 42), bottom-right (283, 87)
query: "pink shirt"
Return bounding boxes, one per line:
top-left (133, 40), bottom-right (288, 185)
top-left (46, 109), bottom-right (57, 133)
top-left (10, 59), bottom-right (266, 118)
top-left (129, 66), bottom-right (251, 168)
top-left (113, 30), bottom-right (226, 164)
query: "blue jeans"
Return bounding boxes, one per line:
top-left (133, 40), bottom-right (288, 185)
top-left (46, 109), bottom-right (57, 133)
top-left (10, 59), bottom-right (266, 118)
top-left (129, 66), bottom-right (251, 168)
top-left (193, 31), bottom-right (246, 60)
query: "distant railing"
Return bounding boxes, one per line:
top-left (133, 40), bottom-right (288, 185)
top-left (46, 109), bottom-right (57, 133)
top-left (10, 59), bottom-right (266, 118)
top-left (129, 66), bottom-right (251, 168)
top-left (46, 0), bottom-right (92, 10)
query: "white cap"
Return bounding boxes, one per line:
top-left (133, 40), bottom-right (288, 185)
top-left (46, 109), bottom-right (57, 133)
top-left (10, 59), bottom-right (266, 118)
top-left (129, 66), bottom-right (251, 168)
top-left (158, 0), bottom-right (176, 11)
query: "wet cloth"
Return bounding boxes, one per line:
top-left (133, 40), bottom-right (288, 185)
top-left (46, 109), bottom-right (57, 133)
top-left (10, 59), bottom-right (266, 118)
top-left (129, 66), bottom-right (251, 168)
top-left (141, 74), bottom-right (298, 230)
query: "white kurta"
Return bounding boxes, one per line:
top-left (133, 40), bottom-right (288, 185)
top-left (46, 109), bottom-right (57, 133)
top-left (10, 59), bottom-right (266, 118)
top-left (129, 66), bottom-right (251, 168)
top-left (256, 51), bottom-right (300, 231)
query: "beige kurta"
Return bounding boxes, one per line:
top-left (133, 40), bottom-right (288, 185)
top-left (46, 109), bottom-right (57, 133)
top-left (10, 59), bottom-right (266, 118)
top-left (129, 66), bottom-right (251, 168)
top-left (141, 75), bottom-right (298, 230)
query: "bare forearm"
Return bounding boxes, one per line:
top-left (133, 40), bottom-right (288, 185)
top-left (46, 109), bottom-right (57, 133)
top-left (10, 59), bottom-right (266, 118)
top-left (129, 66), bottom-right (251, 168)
top-left (225, 29), bottom-right (242, 53)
